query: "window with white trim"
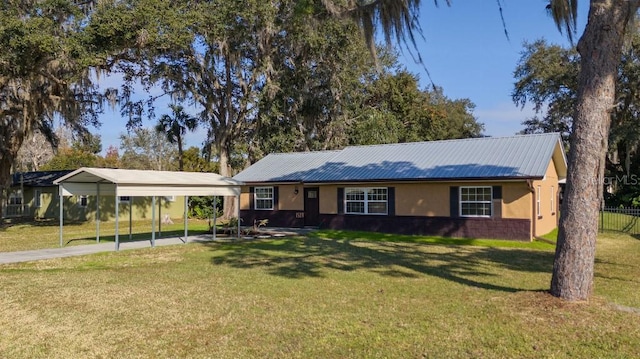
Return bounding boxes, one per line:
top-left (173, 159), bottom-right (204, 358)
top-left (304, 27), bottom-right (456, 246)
top-left (119, 196), bottom-right (131, 203)
top-left (460, 186), bottom-right (492, 217)
top-left (34, 190), bottom-right (42, 208)
top-left (536, 185), bottom-right (541, 217)
top-left (550, 186), bottom-right (555, 214)
top-left (254, 187), bottom-right (274, 210)
top-left (345, 187), bottom-right (388, 215)
top-left (8, 190), bottom-right (22, 205)
top-left (79, 195), bottom-right (88, 208)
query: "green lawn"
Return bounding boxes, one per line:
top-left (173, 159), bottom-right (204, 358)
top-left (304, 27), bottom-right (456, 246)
top-left (600, 210), bottom-right (640, 234)
top-left (0, 218), bottom-right (210, 252)
top-left (0, 223), bottom-right (638, 358)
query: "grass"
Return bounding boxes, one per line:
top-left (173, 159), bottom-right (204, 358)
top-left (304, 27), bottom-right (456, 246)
top-left (0, 224), bottom-right (638, 357)
top-left (600, 210), bottom-right (640, 234)
top-left (0, 218), bottom-right (210, 252)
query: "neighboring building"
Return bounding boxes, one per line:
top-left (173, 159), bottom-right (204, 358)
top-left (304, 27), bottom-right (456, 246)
top-left (233, 133), bottom-right (567, 240)
top-left (4, 170), bottom-right (185, 221)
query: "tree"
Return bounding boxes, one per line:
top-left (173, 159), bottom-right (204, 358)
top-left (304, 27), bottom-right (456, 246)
top-left (0, 1), bottom-right (107, 216)
top-left (119, 127), bottom-right (177, 171)
top-left (15, 128), bottom-right (55, 172)
top-left (182, 147), bottom-right (218, 173)
top-left (513, 40), bottom-right (579, 146)
top-left (40, 132), bottom-right (104, 170)
top-left (350, 71), bottom-right (482, 145)
top-left (548, 0), bottom-right (640, 301)
top-left (96, 145), bottom-right (122, 168)
top-left (251, 4), bottom-right (380, 156)
top-left (156, 104), bottom-right (197, 171)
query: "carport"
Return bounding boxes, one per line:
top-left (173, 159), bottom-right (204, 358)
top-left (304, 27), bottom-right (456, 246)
top-left (54, 167), bottom-right (243, 250)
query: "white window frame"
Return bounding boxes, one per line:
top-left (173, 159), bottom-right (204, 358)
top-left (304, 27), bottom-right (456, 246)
top-left (8, 190), bottom-right (23, 205)
top-left (34, 190), bottom-right (42, 208)
top-left (459, 186), bottom-right (492, 217)
top-left (344, 187), bottom-right (388, 215)
top-left (536, 185), bottom-right (542, 217)
top-left (550, 186), bottom-right (555, 215)
top-left (119, 196), bottom-right (131, 203)
top-left (79, 195), bottom-right (88, 208)
top-left (254, 187), bottom-right (274, 210)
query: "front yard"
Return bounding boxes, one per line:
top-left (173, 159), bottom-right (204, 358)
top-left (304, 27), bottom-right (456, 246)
top-left (0, 221), bottom-right (638, 358)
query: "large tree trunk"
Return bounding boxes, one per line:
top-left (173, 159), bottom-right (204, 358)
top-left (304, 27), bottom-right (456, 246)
top-left (551, 0), bottom-right (638, 301)
top-left (218, 145), bottom-right (236, 220)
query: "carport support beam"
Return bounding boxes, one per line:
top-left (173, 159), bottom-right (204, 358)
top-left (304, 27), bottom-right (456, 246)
top-left (129, 199), bottom-right (132, 241)
top-left (236, 195), bottom-right (240, 239)
top-left (183, 196), bottom-right (188, 243)
top-left (59, 194), bottom-right (63, 247)
top-left (213, 196), bottom-right (217, 241)
top-left (151, 196), bottom-right (156, 248)
top-left (115, 195), bottom-right (119, 251)
top-left (96, 183), bottom-right (100, 243)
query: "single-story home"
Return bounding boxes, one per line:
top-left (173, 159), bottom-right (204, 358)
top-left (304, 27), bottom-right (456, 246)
top-left (233, 133), bottom-right (567, 240)
top-left (4, 170), bottom-right (186, 222)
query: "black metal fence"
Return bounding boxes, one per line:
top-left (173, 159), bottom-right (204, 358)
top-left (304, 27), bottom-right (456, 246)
top-left (600, 207), bottom-right (640, 235)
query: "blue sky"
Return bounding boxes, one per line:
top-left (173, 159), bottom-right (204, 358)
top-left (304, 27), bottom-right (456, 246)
top-left (95, 1), bottom-right (587, 153)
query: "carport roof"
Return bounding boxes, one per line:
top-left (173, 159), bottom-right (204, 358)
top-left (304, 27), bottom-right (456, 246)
top-left (54, 167), bottom-right (243, 197)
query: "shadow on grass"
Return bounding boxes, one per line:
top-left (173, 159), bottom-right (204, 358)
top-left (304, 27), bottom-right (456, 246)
top-left (206, 233), bottom-right (555, 293)
top-left (63, 229), bottom-right (208, 246)
top-left (1, 218), bottom-right (83, 230)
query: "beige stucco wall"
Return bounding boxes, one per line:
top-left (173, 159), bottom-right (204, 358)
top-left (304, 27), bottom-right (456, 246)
top-left (279, 185), bottom-right (304, 211)
top-left (532, 160), bottom-right (560, 236)
top-left (319, 186), bottom-right (337, 214)
top-left (239, 185), bottom-right (304, 211)
top-left (394, 181), bottom-right (532, 220)
top-left (240, 182), bottom-right (534, 222)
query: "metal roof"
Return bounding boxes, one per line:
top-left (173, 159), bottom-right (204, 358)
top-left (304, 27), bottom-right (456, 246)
top-left (11, 170), bottom-right (73, 187)
top-left (54, 167), bottom-right (243, 197)
top-left (233, 133), bottom-right (567, 183)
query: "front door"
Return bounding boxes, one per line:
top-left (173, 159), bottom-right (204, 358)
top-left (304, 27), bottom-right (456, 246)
top-left (304, 187), bottom-right (320, 227)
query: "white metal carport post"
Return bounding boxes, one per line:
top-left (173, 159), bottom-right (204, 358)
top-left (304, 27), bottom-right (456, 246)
top-left (96, 182), bottom-right (100, 243)
top-left (151, 196), bottom-right (156, 248)
top-left (115, 194), bottom-right (120, 251)
top-left (183, 196), bottom-right (188, 242)
top-left (236, 195), bottom-right (240, 239)
top-left (59, 191), bottom-right (64, 247)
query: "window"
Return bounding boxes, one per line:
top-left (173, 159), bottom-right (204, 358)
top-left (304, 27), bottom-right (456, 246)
top-left (8, 190), bottom-right (22, 205)
top-left (119, 196), bottom-right (131, 203)
top-left (34, 190), bottom-right (41, 208)
top-left (345, 187), bottom-right (388, 215)
top-left (536, 185), bottom-right (542, 217)
top-left (254, 187), bottom-right (274, 210)
top-left (460, 187), bottom-right (492, 217)
top-left (550, 186), bottom-right (555, 214)
top-left (79, 195), bottom-right (88, 208)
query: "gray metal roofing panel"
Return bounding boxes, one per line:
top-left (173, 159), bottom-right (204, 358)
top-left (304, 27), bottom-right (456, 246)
top-left (233, 150), bottom-right (341, 182)
top-left (233, 133), bottom-right (562, 183)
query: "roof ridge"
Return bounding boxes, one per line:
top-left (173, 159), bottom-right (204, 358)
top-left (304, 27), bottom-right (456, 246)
top-left (342, 133), bottom-right (561, 150)
top-left (267, 149), bottom-right (343, 156)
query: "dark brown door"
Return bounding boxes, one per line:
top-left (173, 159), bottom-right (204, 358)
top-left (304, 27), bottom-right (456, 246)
top-left (304, 187), bottom-right (320, 226)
